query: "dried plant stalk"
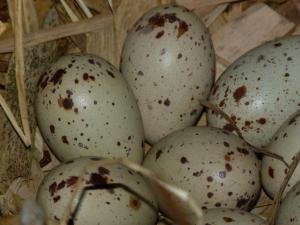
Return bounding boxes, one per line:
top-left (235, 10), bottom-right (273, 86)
top-left (22, 0), bottom-right (39, 33)
top-left (60, 0), bottom-right (80, 21)
top-left (0, 94), bottom-right (28, 146)
top-left (198, 99), bottom-right (288, 166)
top-left (14, 0), bottom-right (31, 147)
top-left (267, 150), bottom-right (300, 225)
top-left (0, 13), bottom-right (113, 53)
top-left (76, 0), bottom-right (92, 18)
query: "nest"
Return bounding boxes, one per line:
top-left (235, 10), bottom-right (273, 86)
top-left (0, 0), bottom-right (299, 224)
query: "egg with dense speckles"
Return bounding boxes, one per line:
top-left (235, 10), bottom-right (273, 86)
top-left (143, 126), bottom-right (261, 212)
top-left (208, 36), bottom-right (300, 148)
top-left (120, 4), bottom-right (215, 144)
top-left (35, 54), bottom-right (144, 162)
top-left (203, 208), bottom-right (268, 225)
top-left (261, 112), bottom-right (300, 199)
top-left (276, 180), bottom-right (300, 225)
top-left (37, 157), bottom-right (158, 225)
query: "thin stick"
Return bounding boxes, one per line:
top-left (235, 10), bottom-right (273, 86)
top-left (60, 0), bottom-right (79, 22)
top-left (267, 150), bottom-right (300, 225)
top-left (76, 0), bottom-right (93, 18)
top-left (203, 3), bottom-right (229, 27)
top-left (198, 99), bottom-right (288, 166)
top-left (0, 94), bottom-right (29, 146)
top-left (14, 0), bottom-right (31, 147)
top-left (0, 13), bottom-right (113, 53)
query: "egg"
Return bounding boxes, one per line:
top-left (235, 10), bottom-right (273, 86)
top-left (276, 180), bottom-right (300, 225)
top-left (143, 126), bottom-right (261, 212)
top-left (203, 208), bottom-right (268, 225)
top-left (207, 35), bottom-right (300, 148)
top-left (37, 157), bottom-right (158, 225)
top-left (261, 112), bottom-right (300, 198)
top-left (35, 54), bottom-right (144, 162)
top-left (120, 4), bottom-right (215, 144)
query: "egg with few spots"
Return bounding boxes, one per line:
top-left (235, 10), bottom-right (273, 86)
top-left (37, 157), bottom-right (158, 225)
top-left (261, 112), bottom-right (300, 198)
top-left (143, 126), bottom-right (261, 212)
top-left (35, 54), bottom-right (144, 162)
top-left (276, 180), bottom-right (300, 225)
top-left (207, 36), bottom-right (300, 148)
top-left (203, 208), bottom-right (268, 225)
top-left (121, 4), bottom-right (215, 144)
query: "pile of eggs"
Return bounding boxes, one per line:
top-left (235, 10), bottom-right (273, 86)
top-left (34, 4), bottom-right (300, 225)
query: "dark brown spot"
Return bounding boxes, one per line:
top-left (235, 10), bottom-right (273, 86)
top-left (164, 98), bottom-right (171, 106)
top-left (106, 70), bottom-right (115, 78)
top-left (224, 155), bottom-right (231, 161)
top-left (223, 124), bottom-right (235, 132)
top-left (74, 108), bottom-right (78, 114)
top-left (137, 71), bottom-right (144, 76)
top-left (223, 141), bottom-right (230, 147)
top-left (223, 217), bottom-right (234, 222)
top-left (50, 69), bottom-right (66, 85)
top-left (156, 30), bottom-right (165, 38)
top-left (156, 150), bottom-right (162, 160)
top-left (207, 192), bottom-right (214, 198)
top-left (177, 53), bottom-right (182, 59)
top-left (177, 20), bottom-right (188, 38)
top-left (50, 125), bottom-right (55, 134)
top-left (83, 73), bottom-right (95, 81)
top-left (269, 167), bottom-right (274, 178)
top-left (88, 173), bottom-right (108, 186)
top-left (49, 182), bottom-right (57, 196)
top-left (129, 196), bottom-right (141, 210)
top-left (53, 196), bottom-right (61, 202)
top-left (219, 99), bottom-right (225, 107)
top-left (256, 118), bottom-right (266, 125)
top-left (207, 176), bottom-right (213, 182)
top-left (233, 86), bottom-right (247, 103)
top-left (74, 79), bottom-right (79, 84)
top-left (39, 150), bottom-right (52, 168)
top-left (180, 156), bottom-right (189, 164)
top-left (274, 42), bottom-right (282, 47)
top-left (225, 163), bottom-right (232, 172)
top-left (237, 147), bottom-right (249, 155)
top-left (236, 196), bottom-right (251, 209)
top-left (98, 167), bottom-right (110, 175)
top-left (193, 171), bottom-right (203, 177)
top-left (66, 176), bottom-right (78, 187)
top-left (61, 136), bottom-right (69, 144)
top-left (88, 59), bottom-right (95, 64)
top-left (257, 55), bottom-right (265, 63)
top-left (57, 180), bottom-right (66, 190)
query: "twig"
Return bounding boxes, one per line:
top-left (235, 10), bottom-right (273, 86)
top-left (0, 94), bottom-right (29, 146)
top-left (267, 150), bottom-right (300, 225)
top-left (76, 0), bottom-right (93, 18)
top-left (198, 99), bottom-right (289, 166)
top-left (60, 0), bottom-right (79, 22)
top-left (0, 13), bottom-right (113, 53)
top-left (22, 0), bottom-right (39, 33)
top-left (203, 3), bottom-right (229, 27)
top-left (14, 0), bottom-right (31, 147)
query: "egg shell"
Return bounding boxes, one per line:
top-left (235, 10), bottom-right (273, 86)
top-left (207, 35), bottom-right (300, 148)
top-left (261, 112), bottom-right (300, 198)
top-left (276, 180), bottom-right (300, 225)
top-left (35, 54), bottom-right (144, 163)
top-left (143, 126), bottom-right (261, 212)
top-left (37, 157), bottom-right (158, 225)
top-left (203, 208), bottom-right (268, 225)
top-left (120, 4), bottom-right (215, 144)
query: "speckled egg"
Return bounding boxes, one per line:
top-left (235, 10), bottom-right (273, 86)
top-left (203, 208), bottom-right (268, 225)
top-left (207, 35), bottom-right (300, 148)
top-left (120, 4), bottom-right (215, 144)
top-left (143, 126), bottom-right (261, 212)
top-left (37, 157), bottom-right (158, 225)
top-left (261, 112), bottom-right (300, 198)
top-left (35, 54), bottom-right (144, 162)
top-left (276, 180), bottom-right (300, 225)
